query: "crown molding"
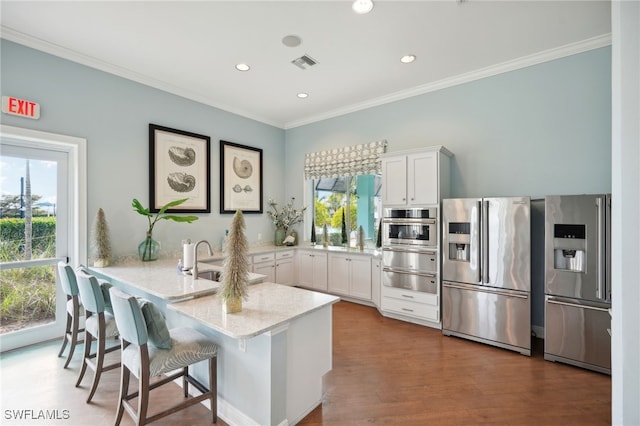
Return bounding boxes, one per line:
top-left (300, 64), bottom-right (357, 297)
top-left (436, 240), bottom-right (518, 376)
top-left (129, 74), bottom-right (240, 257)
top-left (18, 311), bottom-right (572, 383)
top-left (1, 26), bottom-right (610, 131)
top-left (284, 33), bottom-right (612, 129)
top-left (0, 26), bottom-right (283, 129)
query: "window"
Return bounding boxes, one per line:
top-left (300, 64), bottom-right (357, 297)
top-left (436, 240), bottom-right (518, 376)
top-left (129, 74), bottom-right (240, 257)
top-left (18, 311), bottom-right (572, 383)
top-left (310, 175), bottom-right (381, 248)
top-left (303, 140), bottom-right (387, 248)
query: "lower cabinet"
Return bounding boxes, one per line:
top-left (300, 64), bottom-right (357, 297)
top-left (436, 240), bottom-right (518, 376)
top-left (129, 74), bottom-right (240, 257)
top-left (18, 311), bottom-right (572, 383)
top-left (252, 250), bottom-right (295, 285)
top-left (371, 258), bottom-right (381, 307)
top-left (275, 250), bottom-right (295, 285)
top-left (381, 285), bottom-right (439, 324)
top-left (252, 253), bottom-right (275, 282)
top-left (296, 250), bottom-right (328, 291)
top-left (328, 253), bottom-right (372, 301)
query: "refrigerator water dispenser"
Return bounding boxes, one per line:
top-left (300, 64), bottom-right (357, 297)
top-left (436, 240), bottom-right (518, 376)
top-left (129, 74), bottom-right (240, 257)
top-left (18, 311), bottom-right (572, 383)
top-left (448, 222), bottom-right (470, 262)
top-left (553, 224), bottom-right (586, 272)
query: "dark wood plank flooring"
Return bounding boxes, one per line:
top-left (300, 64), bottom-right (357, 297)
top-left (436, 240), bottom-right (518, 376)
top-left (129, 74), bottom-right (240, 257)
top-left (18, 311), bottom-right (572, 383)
top-left (0, 301), bottom-right (611, 425)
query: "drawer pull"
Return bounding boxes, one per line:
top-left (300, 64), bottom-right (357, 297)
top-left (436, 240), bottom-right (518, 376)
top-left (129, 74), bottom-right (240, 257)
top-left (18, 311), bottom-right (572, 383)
top-left (402, 308), bottom-right (414, 312)
top-left (401, 294), bottom-right (415, 299)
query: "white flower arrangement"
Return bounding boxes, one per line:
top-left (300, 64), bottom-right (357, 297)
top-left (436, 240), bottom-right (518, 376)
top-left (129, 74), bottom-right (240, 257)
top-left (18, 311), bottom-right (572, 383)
top-left (266, 197), bottom-right (306, 231)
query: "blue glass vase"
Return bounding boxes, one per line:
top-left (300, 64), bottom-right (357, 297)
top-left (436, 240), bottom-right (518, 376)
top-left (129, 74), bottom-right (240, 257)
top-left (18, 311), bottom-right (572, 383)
top-left (138, 233), bottom-right (160, 261)
top-left (274, 227), bottom-right (286, 246)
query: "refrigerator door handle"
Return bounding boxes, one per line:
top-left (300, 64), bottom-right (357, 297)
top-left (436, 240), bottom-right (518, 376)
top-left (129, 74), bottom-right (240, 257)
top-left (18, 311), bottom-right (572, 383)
top-left (472, 200), bottom-right (482, 284)
top-left (481, 200), bottom-right (489, 284)
top-left (443, 282), bottom-right (528, 299)
top-left (596, 197), bottom-right (605, 300)
top-left (547, 297), bottom-right (610, 313)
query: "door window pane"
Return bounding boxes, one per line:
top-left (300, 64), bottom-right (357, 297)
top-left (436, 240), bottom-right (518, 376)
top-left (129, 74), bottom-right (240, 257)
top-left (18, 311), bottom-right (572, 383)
top-left (0, 156), bottom-right (57, 334)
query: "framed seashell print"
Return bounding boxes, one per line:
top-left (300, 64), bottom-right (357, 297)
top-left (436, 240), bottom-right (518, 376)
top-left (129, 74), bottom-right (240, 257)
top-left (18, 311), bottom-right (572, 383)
top-left (149, 124), bottom-right (211, 213)
top-left (220, 140), bottom-right (263, 214)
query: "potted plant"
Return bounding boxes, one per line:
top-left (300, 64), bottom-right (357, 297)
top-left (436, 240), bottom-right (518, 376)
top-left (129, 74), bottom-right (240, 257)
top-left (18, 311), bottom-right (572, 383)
top-left (220, 210), bottom-right (249, 313)
top-left (132, 198), bottom-right (198, 261)
top-left (91, 207), bottom-right (112, 267)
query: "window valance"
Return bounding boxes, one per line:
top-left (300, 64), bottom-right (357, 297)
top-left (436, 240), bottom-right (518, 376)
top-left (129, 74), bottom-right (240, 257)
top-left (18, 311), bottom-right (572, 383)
top-left (304, 140), bottom-right (387, 179)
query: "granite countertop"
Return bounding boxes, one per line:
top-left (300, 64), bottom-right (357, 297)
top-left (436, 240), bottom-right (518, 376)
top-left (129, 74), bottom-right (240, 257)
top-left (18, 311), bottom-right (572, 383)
top-left (89, 259), bottom-right (266, 302)
top-left (198, 244), bottom-right (381, 263)
top-left (168, 282), bottom-right (340, 339)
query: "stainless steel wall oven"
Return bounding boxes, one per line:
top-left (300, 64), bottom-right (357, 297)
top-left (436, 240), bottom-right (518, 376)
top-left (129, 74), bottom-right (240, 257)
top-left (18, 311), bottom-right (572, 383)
top-left (382, 207), bottom-right (437, 247)
top-left (382, 208), bottom-right (438, 295)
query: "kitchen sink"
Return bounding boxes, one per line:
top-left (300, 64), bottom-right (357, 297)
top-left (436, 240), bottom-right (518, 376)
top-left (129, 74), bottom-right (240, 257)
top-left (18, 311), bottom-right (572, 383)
top-left (197, 270), bottom-right (222, 281)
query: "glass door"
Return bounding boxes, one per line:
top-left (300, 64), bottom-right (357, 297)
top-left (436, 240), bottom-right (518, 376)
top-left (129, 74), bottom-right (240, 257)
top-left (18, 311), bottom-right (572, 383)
top-left (0, 127), bottom-right (82, 352)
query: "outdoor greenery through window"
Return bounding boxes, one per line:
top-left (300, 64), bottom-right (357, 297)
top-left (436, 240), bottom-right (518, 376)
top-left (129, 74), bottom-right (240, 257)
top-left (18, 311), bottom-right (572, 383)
top-left (311, 175), bottom-right (381, 248)
top-left (0, 157), bottom-right (58, 334)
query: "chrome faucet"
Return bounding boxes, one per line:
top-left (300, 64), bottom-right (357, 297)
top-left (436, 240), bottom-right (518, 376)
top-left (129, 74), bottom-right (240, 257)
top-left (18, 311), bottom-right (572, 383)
top-left (191, 240), bottom-right (213, 278)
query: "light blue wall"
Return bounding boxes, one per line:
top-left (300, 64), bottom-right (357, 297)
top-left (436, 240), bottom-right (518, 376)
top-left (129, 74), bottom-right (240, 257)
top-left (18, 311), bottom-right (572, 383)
top-left (284, 47), bottom-right (612, 202)
top-left (1, 40), bottom-right (286, 256)
top-left (284, 47), bottom-right (612, 329)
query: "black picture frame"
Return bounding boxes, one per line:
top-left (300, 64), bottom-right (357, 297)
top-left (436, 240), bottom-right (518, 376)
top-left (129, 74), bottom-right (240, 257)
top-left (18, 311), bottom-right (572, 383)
top-left (149, 124), bottom-right (211, 213)
top-left (220, 140), bottom-right (263, 214)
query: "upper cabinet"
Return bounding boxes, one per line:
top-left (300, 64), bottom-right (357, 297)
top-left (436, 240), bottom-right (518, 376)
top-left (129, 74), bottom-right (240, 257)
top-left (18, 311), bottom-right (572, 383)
top-left (381, 146), bottom-right (452, 207)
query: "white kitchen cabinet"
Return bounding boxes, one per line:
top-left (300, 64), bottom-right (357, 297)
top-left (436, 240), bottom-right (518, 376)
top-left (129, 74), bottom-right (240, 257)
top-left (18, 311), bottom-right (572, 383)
top-left (253, 256), bottom-right (276, 283)
top-left (275, 250), bottom-right (295, 285)
top-left (328, 253), bottom-right (371, 301)
top-left (381, 156), bottom-right (407, 205)
top-left (381, 146), bottom-right (451, 207)
top-left (371, 258), bottom-right (381, 308)
top-left (381, 285), bottom-right (439, 324)
top-left (296, 250), bottom-right (328, 291)
top-left (252, 250), bottom-right (295, 285)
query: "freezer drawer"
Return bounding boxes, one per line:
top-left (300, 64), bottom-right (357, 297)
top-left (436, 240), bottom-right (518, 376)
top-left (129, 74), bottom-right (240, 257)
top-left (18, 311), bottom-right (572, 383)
top-left (442, 282), bottom-right (531, 355)
top-left (544, 296), bottom-right (611, 374)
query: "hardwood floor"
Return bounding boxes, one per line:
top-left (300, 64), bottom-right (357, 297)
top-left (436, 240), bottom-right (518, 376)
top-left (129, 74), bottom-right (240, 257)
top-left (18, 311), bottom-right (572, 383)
top-left (1, 301), bottom-right (610, 425)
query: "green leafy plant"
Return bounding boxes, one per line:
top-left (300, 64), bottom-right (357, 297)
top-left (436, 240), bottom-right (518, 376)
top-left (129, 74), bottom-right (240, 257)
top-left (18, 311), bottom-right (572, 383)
top-left (132, 198), bottom-right (198, 261)
top-left (132, 198), bottom-right (199, 235)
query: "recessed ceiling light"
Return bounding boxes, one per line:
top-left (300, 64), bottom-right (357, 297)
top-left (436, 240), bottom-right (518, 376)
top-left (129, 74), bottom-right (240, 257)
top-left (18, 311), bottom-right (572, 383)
top-left (400, 55), bottom-right (416, 64)
top-left (297, 93), bottom-right (309, 99)
top-left (352, 0), bottom-right (373, 14)
top-left (282, 35), bottom-right (302, 47)
top-left (235, 63), bottom-right (250, 71)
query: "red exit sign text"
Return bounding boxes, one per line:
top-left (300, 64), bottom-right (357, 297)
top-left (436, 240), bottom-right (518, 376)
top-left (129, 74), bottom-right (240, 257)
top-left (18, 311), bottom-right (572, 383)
top-left (2, 96), bottom-right (40, 119)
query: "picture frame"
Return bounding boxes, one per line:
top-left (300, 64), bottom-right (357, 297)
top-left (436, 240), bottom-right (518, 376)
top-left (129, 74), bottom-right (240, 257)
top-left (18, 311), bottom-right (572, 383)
top-left (149, 124), bottom-right (211, 213)
top-left (220, 140), bottom-right (263, 214)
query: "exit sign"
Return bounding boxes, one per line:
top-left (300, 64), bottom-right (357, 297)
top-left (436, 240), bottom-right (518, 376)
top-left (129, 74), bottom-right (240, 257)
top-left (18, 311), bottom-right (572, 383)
top-left (2, 96), bottom-right (40, 119)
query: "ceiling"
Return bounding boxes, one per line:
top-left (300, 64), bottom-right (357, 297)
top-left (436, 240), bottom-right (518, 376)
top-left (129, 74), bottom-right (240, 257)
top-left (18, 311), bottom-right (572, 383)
top-left (0, 1), bottom-right (611, 129)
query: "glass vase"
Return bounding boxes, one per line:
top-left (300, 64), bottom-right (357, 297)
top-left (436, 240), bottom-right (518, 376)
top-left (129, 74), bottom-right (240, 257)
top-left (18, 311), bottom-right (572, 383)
top-left (138, 232), bottom-right (160, 261)
top-left (274, 227), bottom-right (286, 246)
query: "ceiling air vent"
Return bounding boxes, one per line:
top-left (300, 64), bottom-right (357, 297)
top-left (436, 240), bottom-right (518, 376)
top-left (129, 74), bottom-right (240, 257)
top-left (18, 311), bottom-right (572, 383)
top-left (291, 54), bottom-right (318, 70)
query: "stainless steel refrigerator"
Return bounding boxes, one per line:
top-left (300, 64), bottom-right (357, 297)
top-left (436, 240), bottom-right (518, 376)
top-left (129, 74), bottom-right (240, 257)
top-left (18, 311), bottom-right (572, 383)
top-left (442, 197), bottom-right (531, 356)
top-left (544, 194), bottom-right (611, 374)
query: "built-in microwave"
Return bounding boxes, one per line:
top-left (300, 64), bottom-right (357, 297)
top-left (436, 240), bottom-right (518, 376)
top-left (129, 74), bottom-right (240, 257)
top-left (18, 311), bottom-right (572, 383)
top-left (382, 207), bottom-right (437, 247)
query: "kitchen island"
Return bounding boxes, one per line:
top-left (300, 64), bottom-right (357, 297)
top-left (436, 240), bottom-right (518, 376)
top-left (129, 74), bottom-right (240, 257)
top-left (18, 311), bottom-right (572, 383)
top-left (89, 260), bottom-right (339, 426)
